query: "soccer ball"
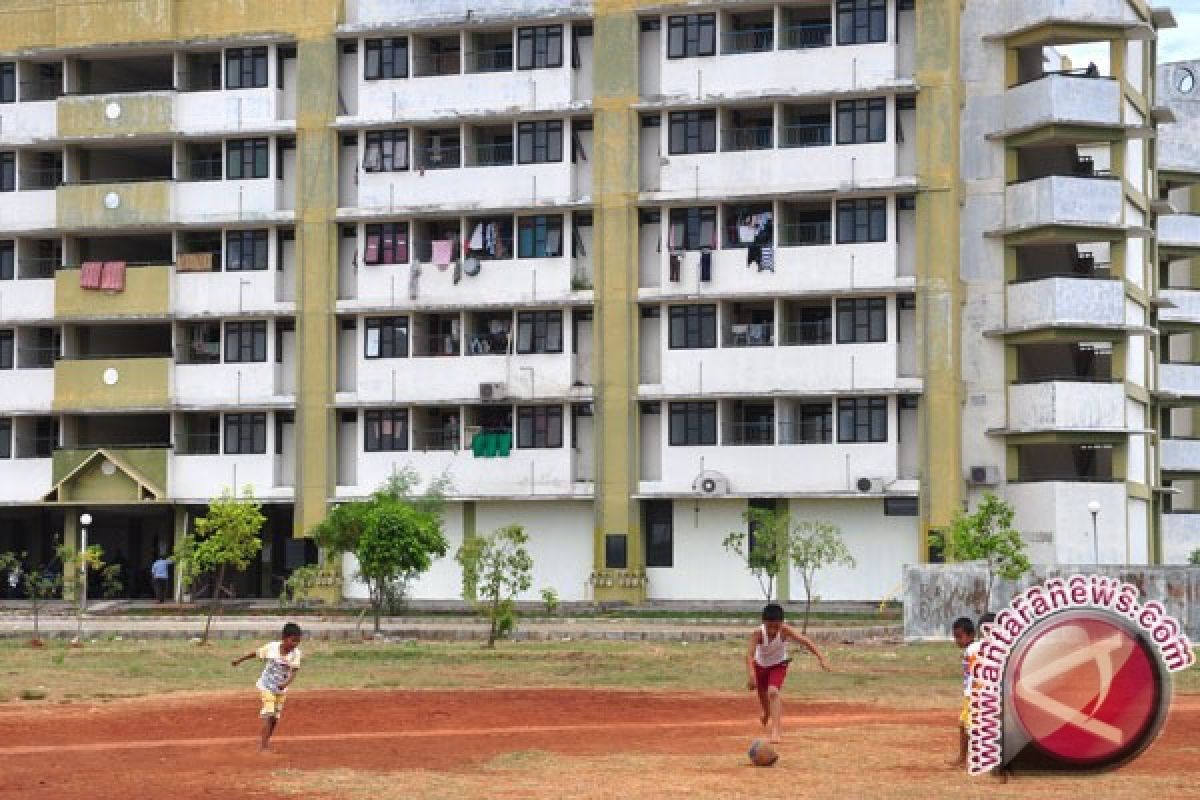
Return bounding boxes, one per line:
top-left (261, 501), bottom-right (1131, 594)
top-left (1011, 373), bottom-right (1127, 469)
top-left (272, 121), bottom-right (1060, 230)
top-left (748, 739), bottom-right (779, 767)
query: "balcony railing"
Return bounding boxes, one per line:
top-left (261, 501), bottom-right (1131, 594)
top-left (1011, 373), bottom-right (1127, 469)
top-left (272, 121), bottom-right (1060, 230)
top-left (19, 78), bottom-right (63, 102)
top-left (14, 436), bottom-right (56, 459)
top-left (414, 428), bottom-right (462, 451)
top-left (782, 22), bottom-right (832, 50)
top-left (781, 122), bottom-right (831, 148)
top-left (62, 82), bottom-right (176, 96)
top-left (466, 49), bottom-right (514, 73)
top-left (62, 174), bottom-right (174, 186)
top-left (419, 335), bottom-right (460, 357)
top-left (19, 257), bottom-right (59, 279)
top-left (182, 159), bottom-right (222, 182)
top-left (724, 323), bottom-right (774, 347)
top-left (413, 53), bottom-right (461, 78)
top-left (721, 28), bottom-right (775, 54)
top-left (722, 126), bottom-right (773, 152)
top-left (179, 433), bottom-right (220, 455)
top-left (726, 420), bottom-right (776, 446)
top-left (779, 221), bottom-right (831, 247)
top-left (19, 168), bottom-right (62, 190)
top-left (782, 319), bottom-right (832, 346)
top-left (471, 142), bottom-right (514, 167)
top-left (778, 420), bottom-right (830, 446)
top-left (416, 145), bottom-right (462, 170)
top-left (18, 347), bottom-right (58, 369)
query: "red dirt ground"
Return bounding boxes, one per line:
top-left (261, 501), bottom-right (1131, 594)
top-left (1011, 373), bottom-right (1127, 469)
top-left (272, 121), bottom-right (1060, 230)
top-left (0, 691), bottom-right (1196, 799)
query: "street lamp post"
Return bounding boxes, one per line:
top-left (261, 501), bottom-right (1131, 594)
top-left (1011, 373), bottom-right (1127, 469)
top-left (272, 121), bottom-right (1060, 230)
top-left (78, 513), bottom-right (93, 615)
top-left (1087, 500), bottom-right (1100, 565)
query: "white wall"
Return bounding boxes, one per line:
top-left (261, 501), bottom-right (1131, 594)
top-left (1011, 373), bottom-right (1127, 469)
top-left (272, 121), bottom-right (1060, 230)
top-left (342, 500), bottom-right (466, 601)
top-left (475, 500), bottom-right (593, 602)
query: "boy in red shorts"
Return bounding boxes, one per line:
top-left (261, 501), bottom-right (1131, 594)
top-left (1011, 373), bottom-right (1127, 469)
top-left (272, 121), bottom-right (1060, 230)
top-left (746, 603), bottom-right (832, 743)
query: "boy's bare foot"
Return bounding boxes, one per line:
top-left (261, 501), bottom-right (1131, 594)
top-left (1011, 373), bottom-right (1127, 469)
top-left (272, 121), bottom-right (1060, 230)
top-left (760, 712), bottom-right (769, 727)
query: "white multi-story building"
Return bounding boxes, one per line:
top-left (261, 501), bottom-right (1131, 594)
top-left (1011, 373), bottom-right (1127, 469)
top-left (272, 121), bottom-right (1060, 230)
top-left (0, 0), bottom-right (1187, 605)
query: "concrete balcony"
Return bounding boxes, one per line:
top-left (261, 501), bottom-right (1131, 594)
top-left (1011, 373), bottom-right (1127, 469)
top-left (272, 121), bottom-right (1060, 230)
top-left (1002, 75), bottom-right (1121, 135)
top-left (643, 440), bottom-right (898, 495)
top-left (1158, 290), bottom-right (1200, 325)
top-left (53, 357), bottom-right (171, 411)
top-left (54, 264), bottom-right (171, 319)
top-left (353, 256), bottom-right (580, 309)
top-left (1003, 176), bottom-right (1122, 233)
top-left (1159, 364), bottom-right (1200, 398)
top-left (174, 362), bottom-right (287, 407)
top-left (352, 352), bottom-right (578, 405)
top-left (176, 88), bottom-right (286, 132)
top-left (0, 368), bottom-right (53, 412)
top-left (172, 453), bottom-right (285, 500)
top-left (175, 179), bottom-right (286, 224)
top-left (356, 66), bottom-right (575, 121)
top-left (1161, 438), bottom-right (1200, 473)
top-left (1158, 131), bottom-right (1200, 179)
top-left (996, 0), bottom-right (1145, 38)
top-left (1161, 513), bottom-right (1200, 564)
top-left (653, 342), bottom-right (898, 396)
top-left (0, 277), bottom-right (55, 322)
top-left (0, 458), bottom-right (53, 503)
top-left (1006, 381), bottom-right (1125, 432)
top-left (57, 92), bottom-right (174, 139)
top-left (1005, 277), bottom-right (1124, 330)
top-left (173, 268), bottom-right (283, 316)
top-left (355, 161), bottom-right (577, 211)
top-left (0, 100), bottom-right (56, 144)
top-left (1158, 215), bottom-right (1200, 253)
top-left (350, 447), bottom-right (580, 499)
top-left (0, 188), bottom-right (56, 231)
top-left (57, 181), bottom-right (173, 228)
top-left (1006, 480), bottom-right (1131, 565)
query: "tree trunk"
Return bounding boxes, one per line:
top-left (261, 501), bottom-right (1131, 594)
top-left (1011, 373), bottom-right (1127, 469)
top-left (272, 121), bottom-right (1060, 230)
top-left (487, 591), bottom-right (500, 649)
top-left (372, 579), bottom-right (383, 634)
top-left (32, 597), bottom-right (40, 643)
top-left (802, 575), bottom-right (813, 633)
top-left (202, 564), bottom-right (226, 644)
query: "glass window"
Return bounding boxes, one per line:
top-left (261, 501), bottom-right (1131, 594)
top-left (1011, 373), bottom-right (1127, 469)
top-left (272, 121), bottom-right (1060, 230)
top-left (0, 152), bottom-right (13, 192)
top-left (517, 215), bottom-right (564, 258)
top-left (836, 98), bottom-right (887, 144)
top-left (797, 402), bottom-right (833, 444)
top-left (668, 304), bottom-right (717, 349)
top-left (669, 401), bottom-right (718, 446)
top-left (838, 397), bottom-right (888, 443)
top-left (363, 130), bottom-right (409, 172)
top-left (668, 206), bottom-right (717, 251)
top-left (365, 37), bottom-right (409, 80)
top-left (0, 240), bottom-right (13, 280)
top-left (0, 329), bottom-right (13, 369)
top-left (517, 26), bottom-right (563, 69)
top-left (605, 534), bottom-right (628, 569)
top-left (0, 63), bottom-right (14, 103)
top-left (668, 110), bottom-right (717, 155)
top-left (515, 310), bottom-right (564, 354)
top-left (225, 47), bottom-right (269, 89)
top-left (364, 409), bottom-right (409, 452)
top-left (224, 412), bottom-right (267, 454)
top-left (836, 297), bottom-right (887, 343)
top-left (644, 499), bottom-right (674, 568)
top-left (517, 405), bottom-right (564, 448)
top-left (364, 316), bottom-right (409, 359)
top-left (225, 229), bottom-right (269, 271)
top-left (227, 138), bottom-right (269, 179)
top-left (224, 321), bottom-right (268, 363)
top-left (0, 417), bottom-right (11, 459)
top-left (667, 14), bottom-right (717, 58)
top-left (837, 0), bottom-right (887, 45)
top-left (836, 198), bottom-right (887, 243)
top-left (517, 120), bottom-right (563, 164)
top-left (363, 222), bottom-right (409, 265)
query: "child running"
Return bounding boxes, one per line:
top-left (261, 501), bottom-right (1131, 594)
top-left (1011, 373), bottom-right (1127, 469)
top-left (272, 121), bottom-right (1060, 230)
top-left (948, 615), bottom-right (981, 767)
top-left (232, 622), bottom-right (304, 753)
top-left (745, 603), bottom-right (832, 743)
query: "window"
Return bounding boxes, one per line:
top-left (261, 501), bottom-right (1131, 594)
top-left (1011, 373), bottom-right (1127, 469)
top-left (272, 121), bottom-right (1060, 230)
top-left (836, 198), bottom-right (887, 243)
top-left (667, 13), bottom-right (716, 58)
top-left (516, 311), bottom-right (563, 354)
top-left (227, 138), bottom-right (269, 179)
top-left (224, 413), bottom-right (267, 454)
top-left (796, 402), bottom-right (833, 444)
top-left (836, 297), bottom-right (887, 343)
top-left (363, 222), bottom-right (408, 265)
top-left (668, 110), bottom-right (717, 155)
top-left (224, 321), bottom-right (268, 363)
top-left (363, 130), bottom-right (409, 172)
top-left (669, 401), bottom-right (717, 446)
top-left (517, 120), bottom-right (563, 164)
top-left (226, 229), bottom-right (269, 271)
top-left (0, 151), bottom-right (13, 192)
top-left (838, 397), bottom-right (887, 443)
top-left (668, 304), bottom-right (717, 349)
top-left (0, 241), bottom-right (13, 280)
top-left (365, 37), bottom-right (409, 80)
top-left (668, 206), bottom-right (717, 251)
top-left (0, 329), bottom-right (12, 369)
top-left (0, 62), bottom-right (14, 103)
top-left (517, 405), bottom-right (564, 448)
top-left (605, 534), bottom-right (628, 569)
top-left (0, 417), bottom-right (10, 459)
top-left (885, 496), bottom-right (918, 516)
top-left (837, 0), bottom-right (887, 45)
top-left (644, 500), bottom-right (674, 568)
top-left (364, 316), bottom-right (408, 359)
top-left (517, 25), bottom-right (563, 69)
top-left (364, 409), bottom-right (409, 452)
top-left (225, 47), bottom-right (268, 89)
top-left (836, 98), bottom-right (887, 144)
top-left (517, 215), bottom-right (563, 258)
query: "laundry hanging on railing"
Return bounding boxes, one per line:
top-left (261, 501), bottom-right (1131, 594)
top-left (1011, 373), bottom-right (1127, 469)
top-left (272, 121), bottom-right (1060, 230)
top-left (100, 261), bottom-right (127, 291)
top-left (431, 238), bottom-right (454, 266)
top-left (80, 261), bottom-right (104, 289)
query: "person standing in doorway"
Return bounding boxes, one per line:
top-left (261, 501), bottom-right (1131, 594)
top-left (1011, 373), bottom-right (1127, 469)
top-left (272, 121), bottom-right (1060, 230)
top-left (151, 555), bottom-right (173, 603)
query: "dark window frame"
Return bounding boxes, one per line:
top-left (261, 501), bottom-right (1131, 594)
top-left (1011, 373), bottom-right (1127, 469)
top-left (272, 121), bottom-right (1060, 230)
top-left (836, 198), bottom-right (887, 243)
top-left (224, 412), bottom-right (267, 454)
top-left (836, 98), bottom-right (887, 144)
top-left (363, 129), bottom-right (410, 172)
top-left (517, 120), bottom-right (564, 164)
top-left (644, 499), bottom-right (674, 568)
top-left (516, 405), bottom-right (564, 449)
top-left (224, 320), bottom-right (268, 363)
top-left (667, 13), bottom-right (717, 58)
top-left (668, 206), bottom-right (718, 251)
top-left (668, 304), bottom-right (717, 349)
top-left (836, 297), bottom-right (887, 343)
top-left (0, 151), bottom-right (14, 192)
top-left (363, 221), bottom-right (409, 265)
top-left (837, 0), bottom-right (887, 45)
top-left (0, 329), bottom-right (13, 370)
top-left (0, 62), bottom-right (14, 104)
top-left (668, 401), bottom-right (718, 446)
top-left (225, 47), bottom-right (269, 89)
top-left (837, 396), bottom-right (888, 443)
top-left (225, 229), bottom-right (269, 271)
top-left (364, 37), bottom-right (409, 80)
top-left (0, 240), bottom-right (13, 280)
top-left (364, 316), bottom-right (409, 359)
top-left (668, 110), bottom-right (717, 155)
top-left (227, 138), bottom-right (270, 180)
top-left (517, 25), bottom-right (564, 70)
top-left (797, 402), bottom-right (833, 444)
top-left (0, 417), bottom-right (11, 459)
top-left (364, 408), bottom-right (410, 452)
top-left (517, 214), bottom-right (564, 258)
top-left (515, 310), bottom-right (564, 354)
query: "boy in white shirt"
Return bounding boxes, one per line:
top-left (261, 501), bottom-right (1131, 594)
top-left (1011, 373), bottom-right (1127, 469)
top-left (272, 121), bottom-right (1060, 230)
top-left (232, 622), bottom-right (304, 752)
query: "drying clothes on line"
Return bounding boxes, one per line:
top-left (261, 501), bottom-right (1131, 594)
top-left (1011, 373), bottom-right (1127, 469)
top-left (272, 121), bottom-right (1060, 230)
top-left (408, 263), bottom-right (421, 300)
top-left (485, 224), bottom-right (498, 257)
top-left (545, 228), bottom-right (562, 257)
top-left (431, 239), bottom-right (454, 266)
top-left (759, 246), bottom-right (775, 273)
top-left (453, 260), bottom-right (462, 285)
top-left (177, 252), bottom-right (214, 272)
top-left (463, 256), bottom-right (481, 277)
top-left (699, 250), bottom-right (712, 282)
top-left (469, 224), bottom-right (485, 251)
top-left (80, 261), bottom-right (104, 289)
top-left (747, 244), bottom-right (761, 269)
top-left (669, 253), bottom-right (681, 282)
top-left (100, 261), bottom-right (126, 291)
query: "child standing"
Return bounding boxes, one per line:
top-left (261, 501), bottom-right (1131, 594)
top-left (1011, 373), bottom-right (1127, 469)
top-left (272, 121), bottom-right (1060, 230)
top-left (745, 603), bottom-right (833, 743)
top-left (948, 616), bottom-right (980, 767)
top-left (232, 622), bottom-right (304, 753)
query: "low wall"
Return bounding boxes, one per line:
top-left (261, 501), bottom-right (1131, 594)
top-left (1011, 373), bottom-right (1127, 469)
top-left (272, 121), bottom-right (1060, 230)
top-left (903, 563), bottom-right (1200, 640)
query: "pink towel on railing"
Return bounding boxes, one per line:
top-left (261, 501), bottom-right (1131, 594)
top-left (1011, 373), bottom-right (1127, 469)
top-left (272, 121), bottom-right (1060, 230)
top-left (431, 239), bottom-right (453, 266)
top-left (100, 261), bottom-right (126, 291)
top-left (80, 261), bottom-right (104, 289)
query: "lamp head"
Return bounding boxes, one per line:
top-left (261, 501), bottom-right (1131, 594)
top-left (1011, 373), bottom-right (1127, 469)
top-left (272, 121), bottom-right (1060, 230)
top-left (79, 513), bottom-right (93, 526)
top-left (1087, 500), bottom-right (1101, 515)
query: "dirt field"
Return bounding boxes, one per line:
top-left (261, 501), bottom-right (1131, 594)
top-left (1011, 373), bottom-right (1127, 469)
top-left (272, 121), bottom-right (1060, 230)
top-left (2, 689), bottom-right (1198, 800)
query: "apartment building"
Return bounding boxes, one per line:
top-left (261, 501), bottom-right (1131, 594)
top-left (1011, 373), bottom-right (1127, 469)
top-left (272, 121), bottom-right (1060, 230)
top-left (0, 0), bottom-right (1185, 605)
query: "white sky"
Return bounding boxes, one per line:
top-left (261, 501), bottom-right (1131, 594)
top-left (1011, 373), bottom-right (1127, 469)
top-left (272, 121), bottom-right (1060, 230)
top-left (1059, 0), bottom-right (1200, 70)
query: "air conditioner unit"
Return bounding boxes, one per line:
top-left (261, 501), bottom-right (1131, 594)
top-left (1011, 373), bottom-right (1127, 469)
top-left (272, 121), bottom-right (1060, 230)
top-left (855, 476), bottom-right (884, 493)
top-left (692, 470), bottom-right (730, 496)
top-left (967, 465), bottom-right (1001, 486)
top-left (479, 382), bottom-right (506, 401)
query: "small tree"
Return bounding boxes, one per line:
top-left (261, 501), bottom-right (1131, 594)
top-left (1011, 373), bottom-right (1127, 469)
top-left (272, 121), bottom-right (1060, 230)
top-left (935, 493), bottom-right (1031, 613)
top-left (457, 525), bottom-right (534, 648)
top-left (176, 488), bottom-right (265, 644)
top-left (1190, 548), bottom-right (1200, 566)
top-left (722, 508), bottom-right (789, 601)
top-left (356, 500), bottom-right (447, 634)
top-left (19, 559), bottom-right (62, 646)
top-left (58, 543), bottom-right (116, 642)
top-left (791, 521), bottom-right (856, 633)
